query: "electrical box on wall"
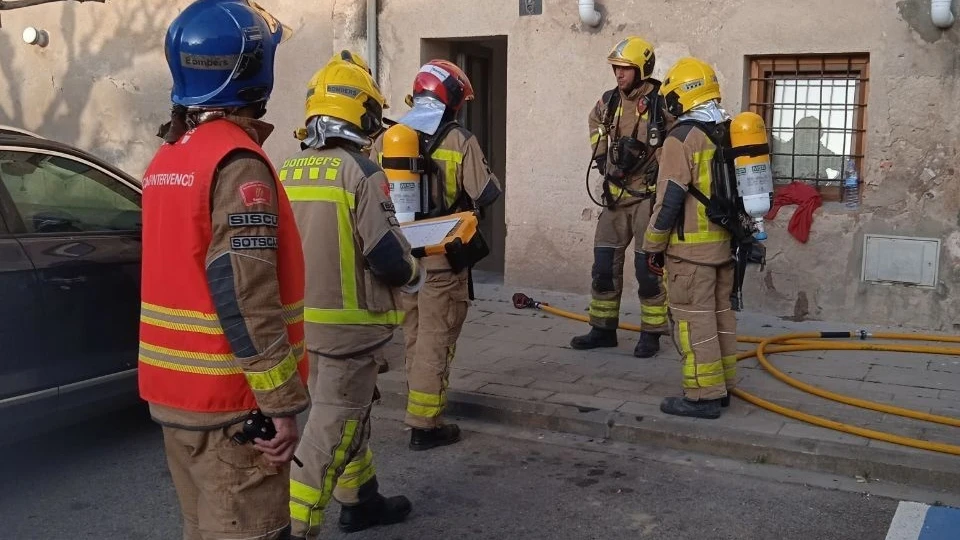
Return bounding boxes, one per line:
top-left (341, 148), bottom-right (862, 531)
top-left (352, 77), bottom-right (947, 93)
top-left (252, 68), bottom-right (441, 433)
top-left (519, 0), bottom-right (542, 16)
top-left (861, 234), bottom-right (940, 288)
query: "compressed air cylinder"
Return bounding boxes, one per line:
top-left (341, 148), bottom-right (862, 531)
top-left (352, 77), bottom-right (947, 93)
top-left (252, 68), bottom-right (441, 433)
top-left (730, 112), bottom-right (774, 241)
top-left (382, 123), bottom-right (422, 223)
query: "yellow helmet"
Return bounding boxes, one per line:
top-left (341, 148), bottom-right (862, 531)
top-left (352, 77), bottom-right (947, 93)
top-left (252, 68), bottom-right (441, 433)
top-left (304, 59), bottom-right (387, 136)
top-left (331, 49), bottom-right (372, 75)
top-left (661, 57), bottom-right (722, 117)
top-left (606, 36), bottom-right (656, 80)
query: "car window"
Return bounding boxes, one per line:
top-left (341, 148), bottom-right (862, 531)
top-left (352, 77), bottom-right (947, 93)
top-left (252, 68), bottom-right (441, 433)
top-left (0, 150), bottom-right (141, 234)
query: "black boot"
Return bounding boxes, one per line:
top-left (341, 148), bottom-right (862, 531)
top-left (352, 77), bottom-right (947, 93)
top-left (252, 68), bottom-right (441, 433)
top-left (721, 394), bottom-right (731, 408)
top-left (633, 331), bottom-right (661, 358)
top-left (339, 493), bottom-right (412, 533)
top-left (660, 397), bottom-right (722, 419)
top-left (570, 327), bottom-right (617, 350)
top-left (409, 424), bottom-right (461, 451)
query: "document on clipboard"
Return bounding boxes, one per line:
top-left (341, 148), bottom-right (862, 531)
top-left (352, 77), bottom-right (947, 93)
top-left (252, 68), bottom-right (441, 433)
top-left (399, 217), bottom-right (462, 249)
top-left (398, 212), bottom-right (486, 266)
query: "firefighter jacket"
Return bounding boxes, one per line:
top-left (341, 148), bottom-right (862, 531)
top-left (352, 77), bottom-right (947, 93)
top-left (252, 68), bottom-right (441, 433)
top-left (373, 124), bottom-right (502, 271)
top-left (642, 122), bottom-right (733, 265)
top-left (139, 117), bottom-right (310, 430)
top-left (279, 144), bottom-right (419, 358)
top-left (589, 81), bottom-right (670, 205)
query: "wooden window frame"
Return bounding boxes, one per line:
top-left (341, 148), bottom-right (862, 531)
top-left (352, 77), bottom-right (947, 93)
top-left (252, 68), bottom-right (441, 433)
top-left (747, 54), bottom-right (870, 202)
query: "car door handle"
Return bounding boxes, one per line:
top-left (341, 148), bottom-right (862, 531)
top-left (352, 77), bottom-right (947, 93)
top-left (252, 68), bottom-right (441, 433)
top-left (47, 276), bottom-right (88, 285)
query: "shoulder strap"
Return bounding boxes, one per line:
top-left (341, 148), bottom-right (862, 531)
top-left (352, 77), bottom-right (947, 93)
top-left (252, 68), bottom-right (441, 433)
top-left (602, 88), bottom-right (620, 124)
top-left (343, 148), bottom-right (382, 178)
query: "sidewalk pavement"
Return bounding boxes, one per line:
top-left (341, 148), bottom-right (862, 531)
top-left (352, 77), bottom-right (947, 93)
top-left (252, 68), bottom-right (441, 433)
top-left (375, 283), bottom-right (960, 493)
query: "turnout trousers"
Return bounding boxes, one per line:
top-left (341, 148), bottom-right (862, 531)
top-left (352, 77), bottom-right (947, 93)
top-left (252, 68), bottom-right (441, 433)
top-left (589, 197), bottom-right (669, 333)
top-left (663, 257), bottom-right (738, 401)
top-left (401, 268), bottom-right (471, 429)
top-left (289, 350), bottom-right (386, 539)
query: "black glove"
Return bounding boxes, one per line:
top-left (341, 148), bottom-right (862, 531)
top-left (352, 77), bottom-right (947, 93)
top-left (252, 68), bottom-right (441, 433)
top-left (646, 252), bottom-right (665, 277)
top-left (594, 156), bottom-right (606, 176)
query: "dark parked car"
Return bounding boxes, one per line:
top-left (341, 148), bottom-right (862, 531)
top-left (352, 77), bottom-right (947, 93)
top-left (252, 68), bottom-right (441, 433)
top-left (0, 126), bottom-right (143, 437)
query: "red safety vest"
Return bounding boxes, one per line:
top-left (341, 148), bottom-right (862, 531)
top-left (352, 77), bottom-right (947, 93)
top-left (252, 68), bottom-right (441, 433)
top-left (138, 119), bottom-right (307, 413)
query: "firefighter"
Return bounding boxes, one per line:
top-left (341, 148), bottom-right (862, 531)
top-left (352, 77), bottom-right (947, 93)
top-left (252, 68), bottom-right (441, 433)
top-left (372, 59), bottom-right (502, 450)
top-left (139, 2), bottom-right (309, 539)
top-left (571, 36), bottom-right (671, 358)
top-left (281, 57), bottom-right (421, 539)
top-left (642, 57), bottom-right (738, 419)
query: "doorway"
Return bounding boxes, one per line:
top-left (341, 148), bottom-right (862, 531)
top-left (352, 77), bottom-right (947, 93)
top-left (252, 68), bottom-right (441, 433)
top-left (421, 36), bottom-right (508, 280)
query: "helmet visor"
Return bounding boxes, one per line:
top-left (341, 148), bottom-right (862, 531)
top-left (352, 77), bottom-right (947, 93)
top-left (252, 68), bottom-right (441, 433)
top-left (246, 0), bottom-right (293, 44)
top-left (397, 95), bottom-right (446, 136)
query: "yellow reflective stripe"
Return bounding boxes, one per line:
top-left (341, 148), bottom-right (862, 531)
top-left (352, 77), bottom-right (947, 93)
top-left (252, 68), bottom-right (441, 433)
top-left (283, 185), bottom-right (358, 310)
top-left (670, 149), bottom-right (731, 245)
top-left (290, 480), bottom-right (321, 505)
top-left (670, 229), bottom-right (730, 244)
top-left (292, 168), bottom-right (304, 181)
top-left (279, 168), bottom-right (289, 182)
top-left (323, 420), bottom-right (359, 503)
top-left (608, 183), bottom-right (630, 199)
top-left (590, 132), bottom-right (601, 144)
top-left (641, 303), bottom-right (668, 326)
top-left (336, 200), bottom-right (357, 310)
top-left (325, 167), bottom-right (338, 181)
top-left (336, 448), bottom-right (376, 489)
top-left (722, 355), bottom-right (738, 379)
top-left (244, 351), bottom-right (299, 391)
top-left (309, 167), bottom-right (320, 181)
top-left (139, 355), bottom-right (242, 376)
top-left (140, 315), bottom-right (224, 335)
top-left (141, 302), bottom-right (218, 321)
top-left (678, 321), bottom-right (697, 389)
top-left (289, 500), bottom-right (323, 528)
top-left (283, 300), bottom-right (304, 325)
top-left (408, 390), bottom-right (444, 406)
top-left (432, 149), bottom-right (463, 207)
top-left (432, 149), bottom-right (464, 164)
top-left (407, 390), bottom-right (445, 418)
top-left (645, 229), bottom-right (670, 245)
top-left (283, 186), bottom-right (356, 208)
top-left (303, 308), bottom-right (403, 325)
top-left (589, 299), bottom-right (619, 319)
top-left (140, 342), bottom-right (234, 362)
top-left (694, 149), bottom-right (713, 236)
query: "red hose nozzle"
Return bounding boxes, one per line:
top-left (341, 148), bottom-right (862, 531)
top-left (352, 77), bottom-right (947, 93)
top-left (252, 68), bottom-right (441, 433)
top-left (512, 293), bottom-right (534, 309)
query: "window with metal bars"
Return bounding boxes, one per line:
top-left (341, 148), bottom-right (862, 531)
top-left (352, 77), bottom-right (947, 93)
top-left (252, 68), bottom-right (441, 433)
top-left (746, 54), bottom-right (869, 202)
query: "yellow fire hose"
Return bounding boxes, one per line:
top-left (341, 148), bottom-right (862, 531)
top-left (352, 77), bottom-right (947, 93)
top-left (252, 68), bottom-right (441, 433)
top-left (511, 293), bottom-right (960, 456)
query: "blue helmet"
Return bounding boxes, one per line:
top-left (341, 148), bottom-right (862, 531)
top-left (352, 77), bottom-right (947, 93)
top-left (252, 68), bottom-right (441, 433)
top-left (164, 0), bottom-right (292, 108)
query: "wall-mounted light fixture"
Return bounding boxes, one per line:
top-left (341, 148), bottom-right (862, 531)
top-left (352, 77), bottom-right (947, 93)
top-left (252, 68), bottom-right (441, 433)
top-left (22, 27), bottom-right (49, 47)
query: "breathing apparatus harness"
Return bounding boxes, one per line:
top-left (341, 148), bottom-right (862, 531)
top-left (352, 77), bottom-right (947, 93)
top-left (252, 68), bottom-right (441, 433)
top-left (669, 117), bottom-right (769, 310)
top-left (380, 120), bottom-right (470, 219)
top-left (586, 79), bottom-right (667, 210)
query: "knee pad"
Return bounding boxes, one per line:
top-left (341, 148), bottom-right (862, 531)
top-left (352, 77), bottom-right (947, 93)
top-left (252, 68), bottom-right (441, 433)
top-left (592, 247), bottom-right (616, 293)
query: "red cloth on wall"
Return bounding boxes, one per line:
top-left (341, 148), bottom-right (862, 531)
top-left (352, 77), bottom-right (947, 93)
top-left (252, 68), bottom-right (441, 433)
top-left (763, 182), bottom-right (822, 243)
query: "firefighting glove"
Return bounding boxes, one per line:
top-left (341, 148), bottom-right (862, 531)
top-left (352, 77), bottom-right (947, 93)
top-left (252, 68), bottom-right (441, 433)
top-left (646, 252), bottom-right (665, 277)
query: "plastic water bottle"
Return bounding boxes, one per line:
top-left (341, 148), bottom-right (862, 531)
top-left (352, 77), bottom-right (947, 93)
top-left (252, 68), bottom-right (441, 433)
top-left (843, 158), bottom-right (860, 209)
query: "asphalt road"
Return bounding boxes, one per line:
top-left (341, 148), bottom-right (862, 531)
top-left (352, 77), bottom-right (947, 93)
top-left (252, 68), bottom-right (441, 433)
top-left (0, 405), bottom-right (900, 540)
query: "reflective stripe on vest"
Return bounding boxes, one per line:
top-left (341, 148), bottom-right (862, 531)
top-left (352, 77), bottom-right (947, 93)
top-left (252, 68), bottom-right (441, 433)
top-left (138, 119), bottom-right (307, 413)
top-left (431, 148), bottom-right (462, 208)
top-left (670, 148), bottom-right (731, 245)
top-left (282, 180), bottom-right (403, 326)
